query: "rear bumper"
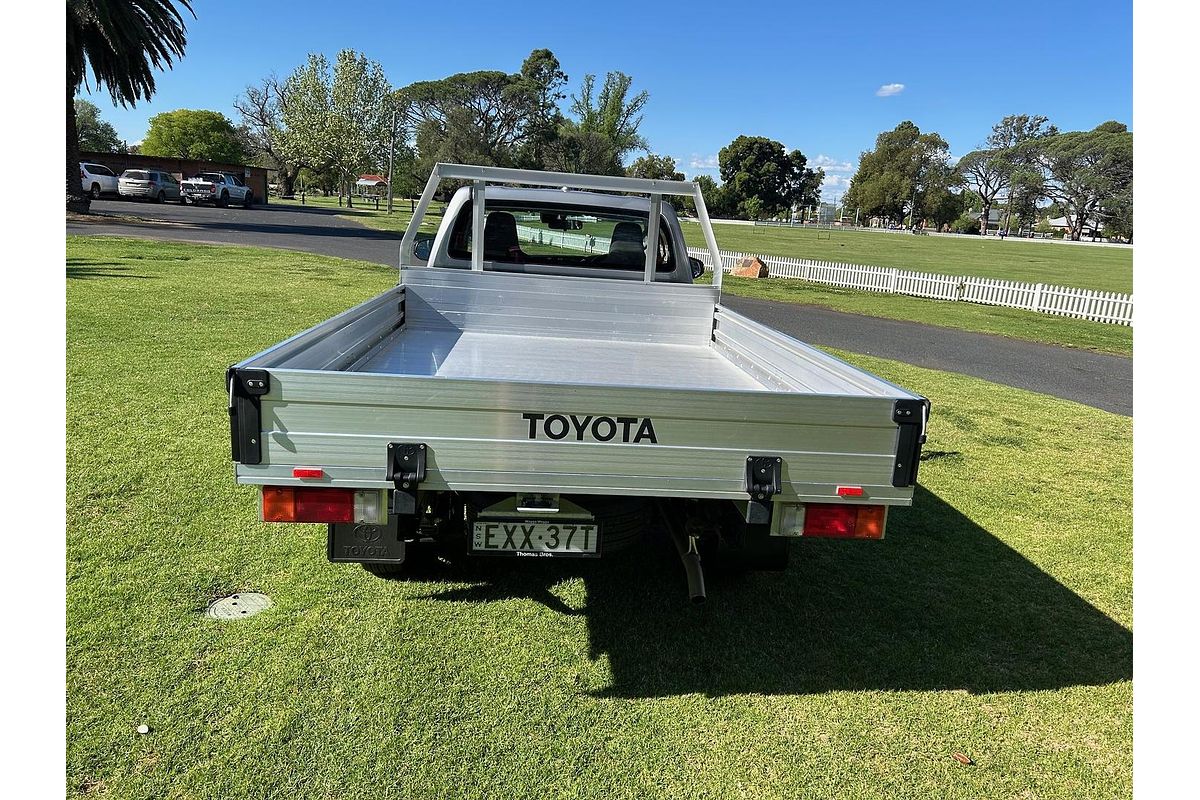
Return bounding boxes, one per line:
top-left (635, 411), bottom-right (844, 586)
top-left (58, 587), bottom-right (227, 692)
top-left (119, 186), bottom-right (158, 198)
top-left (183, 190), bottom-right (219, 202)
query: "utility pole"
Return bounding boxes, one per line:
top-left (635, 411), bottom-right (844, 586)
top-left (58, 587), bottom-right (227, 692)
top-left (386, 106), bottom-right (397, 215)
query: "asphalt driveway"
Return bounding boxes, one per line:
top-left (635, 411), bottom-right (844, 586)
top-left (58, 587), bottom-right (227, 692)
top-left (68, 199), bottom-right (1131, 415)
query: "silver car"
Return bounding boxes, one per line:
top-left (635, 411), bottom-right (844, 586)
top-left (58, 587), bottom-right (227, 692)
top-left (118, 169), bottom-right (182, 203)
top-left (80, 162), bottom-right (119, 198)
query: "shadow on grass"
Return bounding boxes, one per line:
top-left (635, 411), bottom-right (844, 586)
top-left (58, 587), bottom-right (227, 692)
top-left (399, 486), bottom-right (1131, 697)
top-left (66, 259), bottom-right (156, 280)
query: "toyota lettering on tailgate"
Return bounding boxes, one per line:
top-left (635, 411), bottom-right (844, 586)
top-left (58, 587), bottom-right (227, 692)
top-left (521, 412), bottom-right (658, 444)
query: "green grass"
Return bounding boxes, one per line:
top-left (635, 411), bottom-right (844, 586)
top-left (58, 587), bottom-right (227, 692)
top-left (684, 221), bottom-right (1133, 293)
top-left (67, 236), bottom-right (1131, 799)
top-left (712, 274), bottom-right (1134, 356)
top-left (273, 193), bottom-right (435, 235)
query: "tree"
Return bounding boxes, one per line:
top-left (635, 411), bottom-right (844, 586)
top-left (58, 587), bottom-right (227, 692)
top-left (512, 49), bottom-right (569, 169)
top-left (141, 108), bottom-right (246, 163)
top-left (717, 135), bottom-right (823, 219)
top-left (986, 114), bottom-right (1057, 233)
top-left (543, 125), bottom-right (621, 176)
top-left (234, 74), bottom-right (302, 196)
top-left (626, 154), bottom-right (686, 210)
top-left (279, 50), bottom-right (394, 207)
top-left (843, 121), bottom-right (954, 224)
top-left (1027, 121), bottom-right (1132, 241)
top-left (67, 0), bottom-right (194, 212)
top-left (397, 51), bottom-right (564, 175)
top-left (74, 98), bottom-right (122, 152)
top-left (569, 72), bottom-right (650, 164)
top-left (956, 150), bottom-right (1008, 234)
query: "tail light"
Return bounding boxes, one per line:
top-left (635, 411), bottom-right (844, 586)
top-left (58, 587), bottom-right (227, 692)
top-left (80, 168), bottom-right (85, 179)
top-left (261, 486), bottom-right (385, 524)
top-left (802, 503), bottom-right (887, 539)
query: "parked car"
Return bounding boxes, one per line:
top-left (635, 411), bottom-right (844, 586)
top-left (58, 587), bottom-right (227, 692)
top-left (181, 172), bottom-right (254, 208)
top-left (79, 162), bottom-right (119, 198)
top-left (118, 169), bottom-right (182, 203)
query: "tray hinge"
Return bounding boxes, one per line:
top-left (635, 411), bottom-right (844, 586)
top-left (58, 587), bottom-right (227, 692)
top-left (227, 367), bottom-right (270, 465)
top-left (892, 398), bottom-right (930, 487)
top-left (387, 443), bottom-right (427, 515)
top-left (744, 455), bottom-right (782, 524)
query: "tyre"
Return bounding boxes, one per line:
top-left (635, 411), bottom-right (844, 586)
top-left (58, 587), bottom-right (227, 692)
top-left (90, 183), bottom-right (101, 199)
top-left (218, 191), bottom-right (229, 208)
top-left (156, 191), bottom-right (166, 204)
top-left (242, 191), bottom-right (252, 208)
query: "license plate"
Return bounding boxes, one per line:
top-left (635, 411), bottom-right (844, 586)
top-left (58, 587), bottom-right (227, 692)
top-left (472, 520), bottom-right (599, 557)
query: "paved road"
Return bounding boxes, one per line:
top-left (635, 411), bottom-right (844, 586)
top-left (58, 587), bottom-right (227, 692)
top-left (68, 198), bottom-right (406, 265)
top-left (69, 199), bottom-right (1131, 415)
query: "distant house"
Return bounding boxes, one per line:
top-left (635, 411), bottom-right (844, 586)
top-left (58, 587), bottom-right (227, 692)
top-left (1047, 215), bottom-right (1103, 238)
top-left (355, 174), bottom-right (388, 196)
top-left (968, 207), bottom-right (1006, 231)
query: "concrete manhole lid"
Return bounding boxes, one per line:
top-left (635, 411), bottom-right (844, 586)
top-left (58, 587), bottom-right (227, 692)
top-left (205, 592), bottom-right (272, 620)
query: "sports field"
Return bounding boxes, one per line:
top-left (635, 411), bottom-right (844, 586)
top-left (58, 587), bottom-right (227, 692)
top-left (683, 222), bottom-right (1133, 294)
top-left (67, 236), bottom-right (1131, 799)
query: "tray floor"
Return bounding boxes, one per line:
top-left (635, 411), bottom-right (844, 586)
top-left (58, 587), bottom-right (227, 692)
top-left (352, 329), bottom-right (768, 391)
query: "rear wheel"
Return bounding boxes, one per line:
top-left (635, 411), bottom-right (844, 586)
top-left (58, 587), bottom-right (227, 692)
top-left (218, 191), bottom-right (229, 208)
top-left (156, 191), bottom-right (166, 204)
top-left (90, 184), bottom-right (101, 199)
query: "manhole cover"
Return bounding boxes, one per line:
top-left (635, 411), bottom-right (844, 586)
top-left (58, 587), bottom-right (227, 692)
top-left (205, 592), bottom-right (272, 620)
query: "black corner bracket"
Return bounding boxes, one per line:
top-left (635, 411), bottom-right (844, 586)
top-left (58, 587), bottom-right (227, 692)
top-left (228, 367), bottom-right (270, 464)
top-left (744, 455), bottom-right (782, 525)
top-left (387, 443), bottom-right (427, 515)
top-left (892, 397), bottom-right (931, 487)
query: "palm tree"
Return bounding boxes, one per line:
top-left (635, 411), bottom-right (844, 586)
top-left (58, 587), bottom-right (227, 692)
top-left (67, 0), bottom-right (194, 212)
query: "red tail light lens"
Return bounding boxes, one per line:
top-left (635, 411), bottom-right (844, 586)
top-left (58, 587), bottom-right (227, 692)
top-left (261, 486), bottom-right (385, 524)
top-left (803, 503), bottom-right (886, 539)
top-left (262, 486), bottom-right (353, 523)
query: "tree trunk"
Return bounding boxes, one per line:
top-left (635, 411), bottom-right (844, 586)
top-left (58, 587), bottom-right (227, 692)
top-left (66, 86), bottom-right (90, 213)
top-left (980, 202), bottom-right (990, 235)
top-left (278, 164), bottom-right (299, 197)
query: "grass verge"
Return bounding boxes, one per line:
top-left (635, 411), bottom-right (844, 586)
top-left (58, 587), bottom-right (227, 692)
top-left (714, 274), bottom-right (1133, 356)
top-left (67, 236), bottom-right (1130, 799)
top-left (684, 221), bottom-right (1133, 293)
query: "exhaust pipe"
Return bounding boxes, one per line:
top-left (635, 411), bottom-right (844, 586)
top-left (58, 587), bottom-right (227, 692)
top-left (659, 501), bottom-right (706, 604)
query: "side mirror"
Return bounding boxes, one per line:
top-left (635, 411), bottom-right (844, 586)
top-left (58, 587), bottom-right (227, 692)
top-left (412, 233), bottom-right (434, 261)
top-left (689, 256), bottom-right (705, 280)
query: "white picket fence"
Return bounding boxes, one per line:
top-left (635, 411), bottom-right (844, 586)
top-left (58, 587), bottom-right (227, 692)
top-left (687, 246), bottom-right (1133, 326)
top-left (515, 224), bottom-right (610, 252)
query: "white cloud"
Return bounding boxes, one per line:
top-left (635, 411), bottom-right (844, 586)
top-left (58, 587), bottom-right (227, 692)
top-left (821, 174), bottom-right (851, 192)
top-left (875, 83), bottom-right (905, 97)
top-left (688, 153), bottom-right (719, 170)
top-left (813, 154), bottom-right (853, 173)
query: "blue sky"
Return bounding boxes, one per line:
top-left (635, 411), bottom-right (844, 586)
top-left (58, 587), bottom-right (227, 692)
top-left (79, 0), bottom-right (1131, 200)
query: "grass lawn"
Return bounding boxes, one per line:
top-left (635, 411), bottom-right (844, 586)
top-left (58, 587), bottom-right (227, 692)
top-left (683, 222), bottom-right (1133, 294)
top-left (711, 274), bottom-right (1134, 356)
top-left (67, 236), bottom-right (1131, 799)
top-left (273, 193), bottom-right (434, 235)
